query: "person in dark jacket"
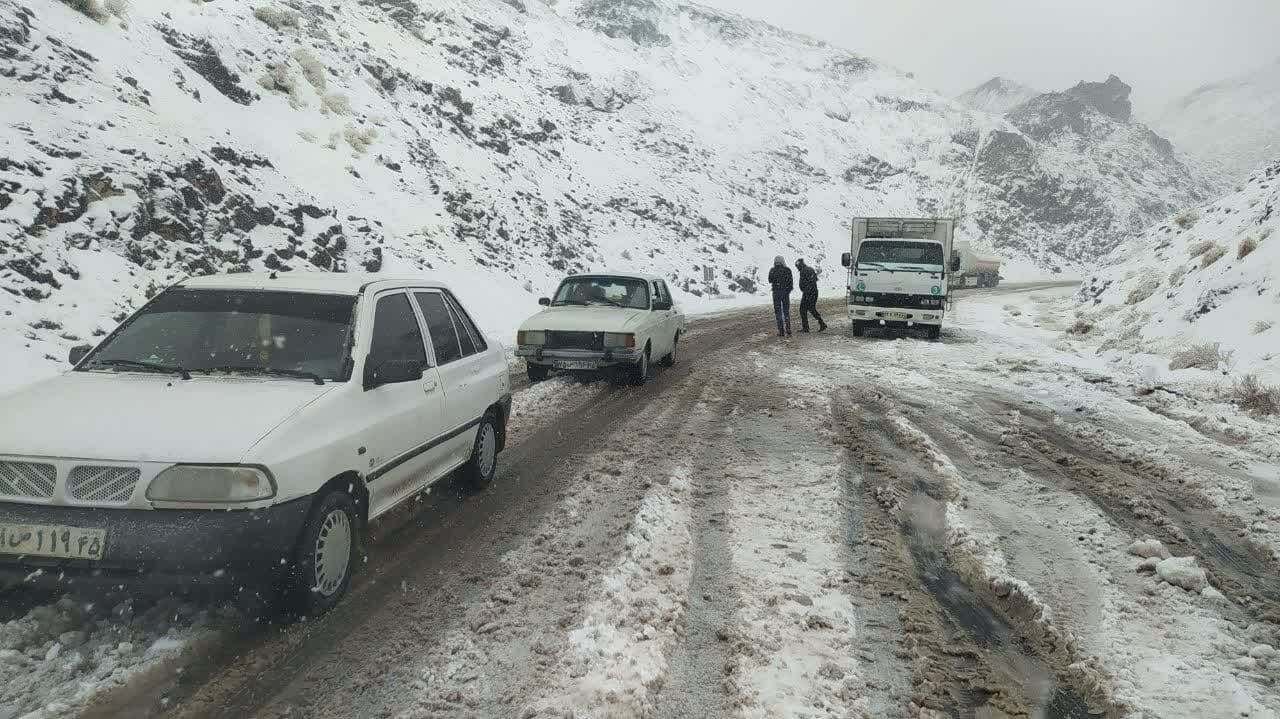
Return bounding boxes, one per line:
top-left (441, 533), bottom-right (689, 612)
top-left (767, 255), bottom-right (793, 337)
top-left (795, 258), bottom-right (828, 333)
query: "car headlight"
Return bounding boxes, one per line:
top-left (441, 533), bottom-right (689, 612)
top-left (146, 465), bottom-right (275, 504)
top-left (604, 332), bottom-right (635, 348)
top-left (517, 330), bottom-right (546, 346)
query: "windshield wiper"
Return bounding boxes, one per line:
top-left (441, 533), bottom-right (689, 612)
top-left (201, 366), bottom-right (325, 385)
top-left (89, 358), bottom-right (191, 380)
top-left (856, 262), bottom-right (892, 272)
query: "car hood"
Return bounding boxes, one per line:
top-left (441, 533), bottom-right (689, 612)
top-left (0, 372), bottom-right (335, 463)
top-left (520, 306), bottom-right (648, 332)
top-left (855, 270), bottom-right (946, 294)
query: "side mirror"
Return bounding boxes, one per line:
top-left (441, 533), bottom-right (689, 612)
top-left (840, 252), bottom-right (851, 268)
top-left (69, 344), bottom-right (92, 366)
top-left (538, 297), bottom-right (551, 306)
top-left (950, 254), bottom-right (962, 272)
top-left (363, 357), bottom-right (424, 391)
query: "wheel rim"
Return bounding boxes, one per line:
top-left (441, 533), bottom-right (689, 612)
top-left (477, 422), bottom-right (497, 478)
top-left (313, 509), bottom-right (352, 597)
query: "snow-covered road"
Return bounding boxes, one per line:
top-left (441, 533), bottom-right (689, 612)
top-left (6, 284), bottom-right (1280, 719)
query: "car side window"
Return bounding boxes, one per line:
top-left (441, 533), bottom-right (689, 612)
top-left (657, 281), bottom-right (672, 306)
top-left (369, 293), bottom-right (428, 367)
top-left (414, 292), bottom-right (462, 365)
top-left (444, 292), bottom-right (488, 353)
top-left (447, 301), bottom-right (477, 357)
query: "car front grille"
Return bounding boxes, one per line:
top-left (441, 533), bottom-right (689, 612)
top-left (544, 331), bottom-right (604, 350)
top-left (849, 292), bottom-right (944, 309)
top-left (67, 466), bottom-right (142, 503)
top-left (0, 461), bottom-right (57, 500)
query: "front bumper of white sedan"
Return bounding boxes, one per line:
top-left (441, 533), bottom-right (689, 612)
top-left (516, 346), bottom-right (645, 370)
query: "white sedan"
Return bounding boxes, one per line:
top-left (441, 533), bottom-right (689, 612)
top-left (516, 273), bottom-right (685, 385)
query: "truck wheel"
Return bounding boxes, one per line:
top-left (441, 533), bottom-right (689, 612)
top-left (526, 364), bottom-right (549, 383)
top-left (283, 491), bottom-right (359, 618)
top-left (659, 333), bottom-right (678, 367)
top-left (459, 411), bottom-right (500, 491)
top-left (852, 322), bottom-right (865, 337)
top-left (926, 326), bottom-right (942, 341)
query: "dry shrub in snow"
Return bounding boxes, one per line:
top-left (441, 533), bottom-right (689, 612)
top-left (1174, 208), bottom-right (1200, 229)
top-left (1199, 243), bottom-right (1227, 268)
top-left (292, 48), bottom-right (326, 92)
top-left (1188, 239), bottom-right (1215, 258)
top-left (1065, 319), bottom-right (1094, 336)
top-left (1167, 265), bottom-right (1187, 286)
top-left (1232, 375), bottom-right (1279, 417)
top-left (1169, 342), bottom-right (1231, 371)
top-left (321, 92), bottom-right (351, 115)
top-left (258, 63), bottom-right (304, 108)
top-left (253, 6), bottom-right (299, 30)
top-left (1254, 320), bottom-right (1275, 335)
top-left (1238, 236), bottom-right (1258, 259)
top-left (344, 126), bottom-right (378, 154)
top-left (1125, 275), bottom-right (1160, 305)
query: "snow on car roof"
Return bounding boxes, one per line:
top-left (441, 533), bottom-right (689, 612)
top-left (563, 272), bottom-right (664, 283)
top-left (176, 272), bottom-right (446, 295)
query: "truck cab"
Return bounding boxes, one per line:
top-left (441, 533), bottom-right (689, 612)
top-left (840, 217), bottom-right (959, 340)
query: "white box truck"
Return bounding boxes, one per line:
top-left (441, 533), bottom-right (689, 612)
top-left (840, 217), bottom-right (958, 340)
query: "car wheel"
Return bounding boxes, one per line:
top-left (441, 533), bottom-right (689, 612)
top-left (852, 322), bottom-right (865, 337)
top-left (629, 347), bottom-right (650, 386)
top-left (659, 333), bottom-right (678, 367)
top-left (460, 411), bottom-right (500, 491)
top-left (284, 491), bottom-right (358, 617)
top-left (926, 325), bottom-right (942, 341)
top-left (526, 364), bottom-right (550, 383)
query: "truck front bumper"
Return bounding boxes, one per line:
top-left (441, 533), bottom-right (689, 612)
top-left (516, 346), bottom-right (645, 369)
top-left (847, 305), bottom-right (945, 326)
top-left (0, 497), bottom-right (312, 589)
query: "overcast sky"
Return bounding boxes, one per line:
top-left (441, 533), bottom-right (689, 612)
top-left (696, 0), bottom-right (1280, 113)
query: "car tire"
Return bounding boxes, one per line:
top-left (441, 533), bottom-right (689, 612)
top-left (852, 322), bottom-right (865, 337)
top-left (659, 333), bottom-right (678, 367)
top-left (459, 411), bottom-right (500, 491)
top-left (926, 325), bottom-right (942, 341)
top-left (629, 347), bottom-right (650, 386)
top-left (526, 364), bottom-right (550, 383)
top-left (284, 491), bottom-right (358, 617)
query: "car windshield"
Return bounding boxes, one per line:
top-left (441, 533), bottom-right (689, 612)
top-left (80, 289), bottom-right (357, 381)
top-left (552, 277), bottom-right (650, 309)
top-left (857, 240), bottom-right (944, 270)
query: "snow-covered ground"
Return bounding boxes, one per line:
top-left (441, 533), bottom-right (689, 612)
top-left (1075, 159), bottom-right (1280, 385)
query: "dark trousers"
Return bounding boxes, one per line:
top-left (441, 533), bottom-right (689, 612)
top-left (799, 292), bottom-right (825, 331)
top-left (772, 292), bottom-right (792, 335)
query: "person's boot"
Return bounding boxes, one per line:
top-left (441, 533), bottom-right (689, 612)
top-left (818, 321), bottom-right (828, 333)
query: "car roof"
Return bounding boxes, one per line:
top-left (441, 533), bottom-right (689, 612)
top-left (175, 272), bottom-right (447, 295)
top-left (563, 272), bottom-right (664, 283)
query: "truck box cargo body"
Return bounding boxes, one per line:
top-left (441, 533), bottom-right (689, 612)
top-left (840, 217), bottom-right (956, 340)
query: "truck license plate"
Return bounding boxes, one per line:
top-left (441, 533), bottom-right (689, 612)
top-left (0, 523), bottom-right (106, 560)
top-left (887, 312), bottom-right (911, 320)
top-left (554, 360), bottom-right (597, 370)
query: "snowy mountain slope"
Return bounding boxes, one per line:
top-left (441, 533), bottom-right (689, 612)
top-left (1153, 58), bottom-right (1280, 190)
top-left (956, 76), bottom-right (1039, 116)
top-left (1075, 160), bottom-right (1280, 383)
top-left (0, 0), bottom-right (1206, 389)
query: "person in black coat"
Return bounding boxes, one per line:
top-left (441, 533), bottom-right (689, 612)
top-left (767, 255), bottom-right (793, 337)
top-left (795, 258), bottom-right (827, 333)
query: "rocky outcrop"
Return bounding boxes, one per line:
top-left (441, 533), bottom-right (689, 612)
top-left (1066, 74), bottom-right (1132, 121)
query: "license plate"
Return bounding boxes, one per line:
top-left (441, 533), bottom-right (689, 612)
top-left (0, 523), bottom-right (106, 561)
top-left (554, 360), bottom-right (597, 370)
top-left (887, 312), bottom-right (911, 320)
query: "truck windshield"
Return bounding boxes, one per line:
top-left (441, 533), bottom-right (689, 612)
top-left (857, 241), bottom-right (944, 270)
top-left (552, 277), bottom-right (650, 309)
top-left (79, 289), bottom-right (357, 381)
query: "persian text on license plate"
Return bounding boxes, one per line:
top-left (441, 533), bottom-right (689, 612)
top-left (555, 360), bottom-right (597, 370)
top-left (887, 312), bottom-right (911, 320)
top-left (0, 523), bottom-right (106, 560)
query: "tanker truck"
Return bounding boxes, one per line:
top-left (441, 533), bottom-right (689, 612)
top-left (952, 241), bottom-right (1002, 288)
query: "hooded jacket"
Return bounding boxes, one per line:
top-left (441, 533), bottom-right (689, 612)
top-left (768, 264), bottom-right (793, 296)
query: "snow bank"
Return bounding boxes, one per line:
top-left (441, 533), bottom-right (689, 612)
top-left (1075, 160), bottom-right (1280, 384)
